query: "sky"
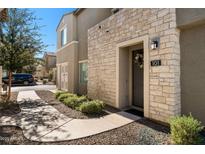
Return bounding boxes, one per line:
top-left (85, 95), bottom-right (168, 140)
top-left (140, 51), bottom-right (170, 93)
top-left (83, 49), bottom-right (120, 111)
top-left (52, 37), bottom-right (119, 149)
top-left (29, 8), bottom-right (76, 57)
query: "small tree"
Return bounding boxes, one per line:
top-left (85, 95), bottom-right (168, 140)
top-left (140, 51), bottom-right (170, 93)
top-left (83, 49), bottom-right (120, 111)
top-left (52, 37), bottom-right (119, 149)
top-left (0, 9), bottom-right (45, 100)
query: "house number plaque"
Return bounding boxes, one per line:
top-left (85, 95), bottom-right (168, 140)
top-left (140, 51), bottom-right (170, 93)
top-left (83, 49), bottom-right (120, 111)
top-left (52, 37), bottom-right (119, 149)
top-left (151, 60), bottom-right (161, 66)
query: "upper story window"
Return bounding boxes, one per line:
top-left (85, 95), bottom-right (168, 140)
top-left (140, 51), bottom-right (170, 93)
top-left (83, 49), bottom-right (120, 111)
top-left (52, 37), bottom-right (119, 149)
top-left (61, 27), bottom-right (67, 47)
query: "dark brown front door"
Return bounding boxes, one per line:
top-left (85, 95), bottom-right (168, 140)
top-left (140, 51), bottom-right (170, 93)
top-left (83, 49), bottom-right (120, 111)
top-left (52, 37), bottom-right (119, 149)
top-left (132, 49), bottom-right (144, 109)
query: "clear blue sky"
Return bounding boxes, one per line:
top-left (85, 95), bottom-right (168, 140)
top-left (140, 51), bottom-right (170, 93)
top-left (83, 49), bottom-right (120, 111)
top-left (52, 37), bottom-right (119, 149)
top-left (29, 8), bottom-right (76, 57)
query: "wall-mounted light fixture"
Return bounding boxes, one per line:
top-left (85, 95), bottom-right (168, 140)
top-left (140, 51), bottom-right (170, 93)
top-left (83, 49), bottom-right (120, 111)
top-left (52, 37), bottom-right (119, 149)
top-left (151, 40), bottom-right (158, 50)
top-left (151, 37), bottom-right (160, 50)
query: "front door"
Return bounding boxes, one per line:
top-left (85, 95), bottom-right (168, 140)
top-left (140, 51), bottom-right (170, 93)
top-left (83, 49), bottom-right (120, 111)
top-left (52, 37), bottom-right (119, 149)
top-left (132, 49), bottom-right (144, 109)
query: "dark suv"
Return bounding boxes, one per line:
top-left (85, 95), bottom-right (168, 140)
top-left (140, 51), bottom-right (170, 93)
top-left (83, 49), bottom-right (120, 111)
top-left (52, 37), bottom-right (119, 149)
top-left (2, 73), bottom-right (35, 86)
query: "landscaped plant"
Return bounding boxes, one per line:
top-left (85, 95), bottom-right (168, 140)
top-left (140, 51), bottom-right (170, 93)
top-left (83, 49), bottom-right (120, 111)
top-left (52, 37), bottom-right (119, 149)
top-left (43, 79), bottom-right (47, 85)
top-left (170, 114), bottom-right (204, 144)
top-left (55, 91), bottom-right (104, 114)
top-left (79, 100), bottom-right (104, 114)
top-left (55, 91), bottom-right (67, 99)
top-left (0, 8), bottom-right (45, 100)
top-left (63, 95), bottom-right (87, 109)
top-left (57, 93), bottom-right (76, 102)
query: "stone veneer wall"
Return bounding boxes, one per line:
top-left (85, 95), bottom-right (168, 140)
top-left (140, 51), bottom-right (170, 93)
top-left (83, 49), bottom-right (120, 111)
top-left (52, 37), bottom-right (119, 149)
top-left (88, 8), bottom-right (181, 122)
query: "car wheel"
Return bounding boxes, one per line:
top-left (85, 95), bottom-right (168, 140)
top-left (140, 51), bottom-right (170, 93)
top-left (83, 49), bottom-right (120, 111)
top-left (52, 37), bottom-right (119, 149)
top-left (23, 81), bottom-right (29, 86)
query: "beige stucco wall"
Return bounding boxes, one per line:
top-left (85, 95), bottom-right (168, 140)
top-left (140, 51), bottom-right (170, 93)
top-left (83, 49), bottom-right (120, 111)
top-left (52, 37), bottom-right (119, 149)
top-left (76, 9), bottom-right (112, 95)
top-left (77, 9), bottom-right (112, 61)
top-left (56, 42), bottom-right (78, 93)
top-left (88, 8), bottom-right (181, 123)
top-left (56, 9), bottom-right (112, 95)
top-left (176, 8), bottom-right (205, 28)
top-left (57, 13), bottom-right (77, 49)
top-left (180, 24), bottom-right (205, 125)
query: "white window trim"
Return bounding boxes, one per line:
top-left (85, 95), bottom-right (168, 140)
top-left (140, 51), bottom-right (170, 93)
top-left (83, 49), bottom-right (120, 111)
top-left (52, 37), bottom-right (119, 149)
top-left (57, 41), bottom-right (78, 53)
top-left (59, 24), bottom-right (67, 32)
top-left (78, 60), bottom-right (88, 63)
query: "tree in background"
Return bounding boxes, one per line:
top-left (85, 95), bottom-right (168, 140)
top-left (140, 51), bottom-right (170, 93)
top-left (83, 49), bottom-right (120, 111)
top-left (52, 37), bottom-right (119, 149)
top-left (18, 57), bottom-right (45, 74)
top-left (0, 9), bottom-right (45, 100)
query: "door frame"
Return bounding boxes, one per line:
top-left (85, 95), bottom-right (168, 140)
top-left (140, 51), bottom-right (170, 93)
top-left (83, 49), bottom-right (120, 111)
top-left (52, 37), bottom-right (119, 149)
top-left (116, 35), bottom-right (150, 118)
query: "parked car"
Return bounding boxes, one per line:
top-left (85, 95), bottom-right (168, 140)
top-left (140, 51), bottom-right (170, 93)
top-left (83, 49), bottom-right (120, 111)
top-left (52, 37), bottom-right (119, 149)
top-left (2, 73), bottom-right (35, 86)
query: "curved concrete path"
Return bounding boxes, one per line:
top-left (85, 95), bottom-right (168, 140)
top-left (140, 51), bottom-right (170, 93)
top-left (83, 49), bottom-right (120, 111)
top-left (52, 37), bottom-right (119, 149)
top-left (0, 90), bottom-right (140, 142)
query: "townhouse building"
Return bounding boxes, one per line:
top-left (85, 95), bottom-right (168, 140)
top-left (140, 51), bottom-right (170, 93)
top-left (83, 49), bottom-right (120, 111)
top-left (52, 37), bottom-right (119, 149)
top-left (57, 8), bottom-right (205, 125)
top-left (56, 8), bottom-right (112, 94)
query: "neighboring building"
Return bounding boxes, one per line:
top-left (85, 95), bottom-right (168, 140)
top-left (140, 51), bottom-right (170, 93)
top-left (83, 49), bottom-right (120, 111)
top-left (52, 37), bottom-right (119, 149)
top-left (57, 8), bottom-right (205, 125)
top-left (43, 52), bottom-right (57, 80)
top-left (34, 64), bottom-right (45, 80)
top-left (56, 8), bottom-right (112, 93)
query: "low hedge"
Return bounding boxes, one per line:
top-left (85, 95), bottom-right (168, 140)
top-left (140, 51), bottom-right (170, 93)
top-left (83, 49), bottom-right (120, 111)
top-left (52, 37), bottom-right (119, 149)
top-left (57, 93), bottom-right (76, 102)
top-left (63, 95), bottom-right (87, 109)
top-left (55, 91), bottom-right (67, 99)
top-left (55, 91), bottom-right (104, 114)
top-left (79, 100), bottom-right (104, 114)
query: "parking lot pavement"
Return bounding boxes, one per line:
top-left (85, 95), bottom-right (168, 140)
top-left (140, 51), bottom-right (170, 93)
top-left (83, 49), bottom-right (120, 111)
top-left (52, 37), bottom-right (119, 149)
top-left (11, 84), bottom-right (56, 92)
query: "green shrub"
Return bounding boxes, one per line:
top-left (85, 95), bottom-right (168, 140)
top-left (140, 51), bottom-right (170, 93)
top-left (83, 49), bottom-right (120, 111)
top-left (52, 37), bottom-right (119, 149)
top-left (63, 95), bottom-right (87, 109)
top-left (43, 79), bottom-right (47, 84)
top-left (79, 100), bottom-right (104, 114)
top-left (170, 114), bottom-right (204, 144)
top-left (57, 93), bottom-right (76, 102)
top-left (55, 91), bottom-right (67, 99)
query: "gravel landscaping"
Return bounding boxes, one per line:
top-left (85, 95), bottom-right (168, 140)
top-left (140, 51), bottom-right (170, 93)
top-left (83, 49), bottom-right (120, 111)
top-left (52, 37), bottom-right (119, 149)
top-left (0, 92), bottom-right (20, 116)
top-left (0, 118), bottom-right (171, 145)
top-left (35, 90), bottom-right (120, 119)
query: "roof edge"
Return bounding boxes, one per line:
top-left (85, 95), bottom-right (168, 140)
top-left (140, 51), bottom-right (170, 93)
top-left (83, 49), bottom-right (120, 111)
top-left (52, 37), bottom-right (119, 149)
top-left (56, 9), bottom-right (77, 31)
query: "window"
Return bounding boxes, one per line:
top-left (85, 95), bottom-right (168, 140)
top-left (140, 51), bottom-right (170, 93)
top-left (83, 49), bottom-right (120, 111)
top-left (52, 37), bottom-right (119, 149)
top-left (79, 62), bottom-right (88, 84)
top-left (61, 27), bottom-right (67, 46)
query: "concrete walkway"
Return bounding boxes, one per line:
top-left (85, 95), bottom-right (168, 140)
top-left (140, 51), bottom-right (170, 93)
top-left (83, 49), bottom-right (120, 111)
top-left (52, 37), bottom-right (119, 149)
top-left (0, 90), bottom-right (140, 142)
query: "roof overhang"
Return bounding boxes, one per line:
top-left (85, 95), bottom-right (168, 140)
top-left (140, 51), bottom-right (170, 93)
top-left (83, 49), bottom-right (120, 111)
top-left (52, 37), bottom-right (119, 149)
top-left (56, 8), bottom-right (85, 31)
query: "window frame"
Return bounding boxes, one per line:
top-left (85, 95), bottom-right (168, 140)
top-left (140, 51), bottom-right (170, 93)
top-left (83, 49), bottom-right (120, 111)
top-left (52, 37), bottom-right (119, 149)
top-left (60, 26), bottom-right (67, 47)
top-left (79, 60), bottom-right (88, 85)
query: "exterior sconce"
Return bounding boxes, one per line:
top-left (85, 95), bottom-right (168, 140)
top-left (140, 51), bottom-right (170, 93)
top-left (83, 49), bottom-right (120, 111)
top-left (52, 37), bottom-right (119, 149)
top-left (151, 37), bottom-right (160, 50)
top-left (151, 40), bottom-right (158, 50)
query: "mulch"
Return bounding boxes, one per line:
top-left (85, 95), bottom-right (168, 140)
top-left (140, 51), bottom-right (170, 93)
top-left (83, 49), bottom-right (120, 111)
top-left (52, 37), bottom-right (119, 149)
top-left (0, 92), bottom-right (20, 116)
